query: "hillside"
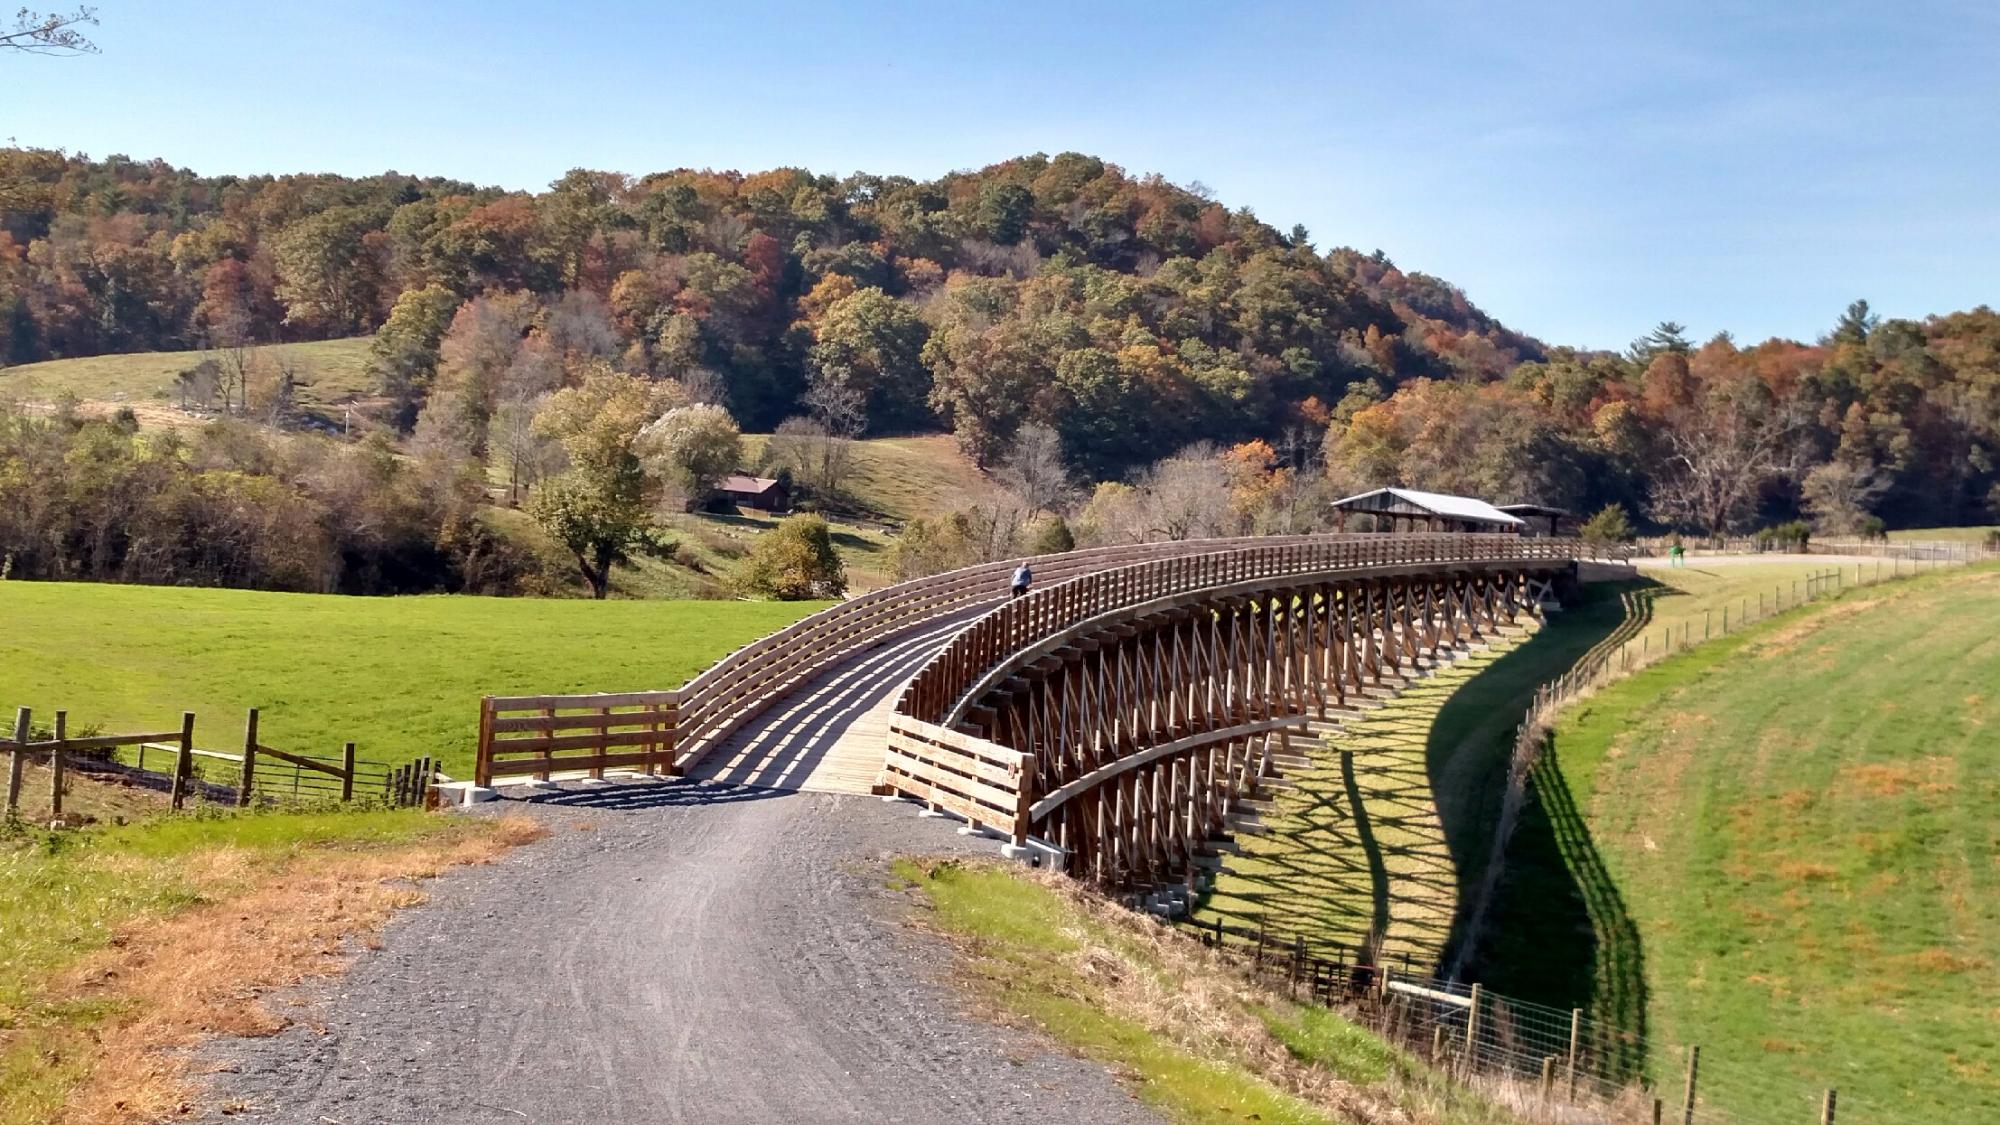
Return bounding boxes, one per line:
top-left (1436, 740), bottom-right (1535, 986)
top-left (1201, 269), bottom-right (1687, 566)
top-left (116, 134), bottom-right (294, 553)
top-left (0, 336), bottom-right (376, 425)
top-left (1483, 566), bottom-right (2000, 1120)
top-left (0, 582), bottom-right (820, 779)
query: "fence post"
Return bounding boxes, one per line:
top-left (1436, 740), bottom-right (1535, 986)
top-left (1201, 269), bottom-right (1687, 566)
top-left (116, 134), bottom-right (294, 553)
top-left (1567, 1006), bottom-right (1582, 1100)
top-left (1540, 1056), bottom-right (1555, 1099)
top-left (1464, 983), bottom-right (1482, 1062)
top-left (6, 706), bottom-right (27, 814)
top-left (476, 696), bottom-right (495, 789)
top-left (50, 710), bottom-right (67, 818)
top-left (238, 708), bottom-right (259, 807)
top-left (1821, 1089), bottom-right (1837, 1125)
top-left (171, 712), bottom-right (196, 811)
top-left (1681, 1045), bottom-right (1700, 1125)
top-left (340, 741), bottom-right (357, 801)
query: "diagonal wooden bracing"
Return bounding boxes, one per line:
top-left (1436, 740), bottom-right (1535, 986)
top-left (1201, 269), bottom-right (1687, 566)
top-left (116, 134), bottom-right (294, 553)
top-left (942, 563), bottom-right (1553, 889)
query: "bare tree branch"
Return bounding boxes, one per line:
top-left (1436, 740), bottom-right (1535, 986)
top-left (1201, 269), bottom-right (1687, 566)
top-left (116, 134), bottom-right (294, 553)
top-left (2, 7), bottom-right (99, 55)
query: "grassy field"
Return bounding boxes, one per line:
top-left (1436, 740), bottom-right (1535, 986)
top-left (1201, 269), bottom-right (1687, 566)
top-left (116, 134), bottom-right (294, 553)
top-left (0, 806), bottom-right (534, 1124)
top-left (740, 431), bottom-right (1004, 524)
top-left (0, 582), bottom-right (821, 779)
top-left (1888, 524), bottom-right (1998, 544)
top-left (1487, 566), bottom-right (2000, 1120)
top-left (896, 858), bottom-right (1510, 1125)
top-left (1199, 556), bottom-right (1875, 977)
top-left (0, 337), bottom-right (375, 416)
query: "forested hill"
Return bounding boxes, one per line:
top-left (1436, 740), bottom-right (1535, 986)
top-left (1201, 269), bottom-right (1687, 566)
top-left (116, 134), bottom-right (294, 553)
top-left (5, 147), bottom-right (2000, 538)
top-left (0, 148), bottom-right (1540, 474)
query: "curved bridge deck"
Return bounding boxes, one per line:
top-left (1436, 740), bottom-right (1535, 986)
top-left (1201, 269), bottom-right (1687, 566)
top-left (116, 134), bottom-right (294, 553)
top-left (683, 612), bottom-right (986, 794)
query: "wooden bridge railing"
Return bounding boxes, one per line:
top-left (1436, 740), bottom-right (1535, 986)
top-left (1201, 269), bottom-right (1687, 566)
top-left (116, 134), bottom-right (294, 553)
top-left (881, 715), bottom-right (1034, 841)
top-left (895, 533), bottom-right (1582, 728)
top-left (475, 534), bottom-right (1336, 786)
top-left (879, 535), bottom-right (1582, 882)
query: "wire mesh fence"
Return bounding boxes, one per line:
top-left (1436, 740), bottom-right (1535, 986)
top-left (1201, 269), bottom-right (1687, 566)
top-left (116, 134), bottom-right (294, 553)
top-left (1173, 914), bottom-right (1865, 1123)
top-left (1163, 552), bottom-right (1989, 1122)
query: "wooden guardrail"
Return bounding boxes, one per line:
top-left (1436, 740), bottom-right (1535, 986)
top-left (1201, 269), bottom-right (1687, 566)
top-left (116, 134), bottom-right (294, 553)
top-left (475, 691), bottom-right (679, 786)
top-left (895, 533), bottom-right (1583, 727)
top-left (882, 715), bottom-right (1033, 842)
top-left (473, 534), bottom-right (1338, 786)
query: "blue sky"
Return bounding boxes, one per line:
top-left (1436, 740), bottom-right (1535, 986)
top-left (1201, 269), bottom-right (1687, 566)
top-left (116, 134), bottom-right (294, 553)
top-left (6, 1), bottom-right (1996, 350)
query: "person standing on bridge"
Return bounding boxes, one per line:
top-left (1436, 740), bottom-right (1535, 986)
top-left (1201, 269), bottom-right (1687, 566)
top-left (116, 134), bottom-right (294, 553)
top-left (1011, 561), bottom-right (1033, 598)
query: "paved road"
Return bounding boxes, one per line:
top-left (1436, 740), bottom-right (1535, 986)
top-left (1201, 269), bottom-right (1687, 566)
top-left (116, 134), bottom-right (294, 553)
top-left (202, 621), bottom-right (1158, 1125)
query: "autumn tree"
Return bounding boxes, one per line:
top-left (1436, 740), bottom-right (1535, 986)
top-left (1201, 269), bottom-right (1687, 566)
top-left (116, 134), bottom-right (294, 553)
top-left (1646, 341), bottom-right (1807, 535)
top-left (369, 283), bottom-right (461, 428)
top-left (273, 206), bottom-right (385, 334)
top-left (995, 421), bottom-right (1071, 514)
top-left (637, 402), bottom-right (742, 507)
top-left (527, 370), bottom-right (663, 598)
top-left (804, 286), bottom-right (931, 432)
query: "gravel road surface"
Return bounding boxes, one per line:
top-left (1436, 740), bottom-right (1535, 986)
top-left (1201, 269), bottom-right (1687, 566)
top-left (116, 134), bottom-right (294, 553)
top-left (199, 782), bottom-right (1158, 1124)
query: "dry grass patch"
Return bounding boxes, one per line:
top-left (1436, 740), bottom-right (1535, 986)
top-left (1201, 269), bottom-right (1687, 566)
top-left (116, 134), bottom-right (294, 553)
top-left (896, 857), bottom-right (1514, 1125)
top-left (0, 811), bottom-right (544, 1125)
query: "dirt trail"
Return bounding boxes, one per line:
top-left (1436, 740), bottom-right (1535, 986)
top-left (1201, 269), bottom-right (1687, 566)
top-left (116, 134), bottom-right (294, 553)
top-left (201, 779), bottom-right (1156, 1124)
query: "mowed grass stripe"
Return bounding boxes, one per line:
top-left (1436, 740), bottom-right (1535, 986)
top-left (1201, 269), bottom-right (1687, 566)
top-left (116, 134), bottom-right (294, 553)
top-left (0, 583), bottom-right (822, 779)
top-left (1551, 567), bottom-right (2000, 1119)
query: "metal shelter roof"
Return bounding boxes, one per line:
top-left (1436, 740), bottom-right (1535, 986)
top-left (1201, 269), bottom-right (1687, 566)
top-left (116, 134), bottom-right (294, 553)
top-left (1496, 503), bottom-right (1572, 519)
top-left (1329, 487), bottom-right (1526, 528)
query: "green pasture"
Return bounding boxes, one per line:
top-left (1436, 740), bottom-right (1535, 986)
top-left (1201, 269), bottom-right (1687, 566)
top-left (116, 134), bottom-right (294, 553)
top-left (0, 582), bottom-right (819, 779)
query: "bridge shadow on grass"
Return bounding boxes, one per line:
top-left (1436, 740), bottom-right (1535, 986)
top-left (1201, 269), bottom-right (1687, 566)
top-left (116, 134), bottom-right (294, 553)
top-left (512, 777), bottom-right (793, 811)
top-left (1425, 580), bottom-right (1652, 1083)
top-left (1198, 679), bottom-right (1467, 972)
top-left (1476, 745), bottom-right (1649, 1083)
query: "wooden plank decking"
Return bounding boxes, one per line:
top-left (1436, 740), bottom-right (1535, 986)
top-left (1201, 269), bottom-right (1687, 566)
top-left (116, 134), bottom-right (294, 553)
top-left (683, 611), bottom-right (990, 795)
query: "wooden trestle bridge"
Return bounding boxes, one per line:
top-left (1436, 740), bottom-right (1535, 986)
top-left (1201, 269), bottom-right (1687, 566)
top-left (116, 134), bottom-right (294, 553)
top-left (475, 534), bottom-right (1580, 890)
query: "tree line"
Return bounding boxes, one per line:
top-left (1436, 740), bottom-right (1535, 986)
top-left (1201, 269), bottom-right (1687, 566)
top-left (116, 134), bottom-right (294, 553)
top-left (3, 147), bottom-right (1997, 600)
top-left (0, 147), bottom-right (1538, 480)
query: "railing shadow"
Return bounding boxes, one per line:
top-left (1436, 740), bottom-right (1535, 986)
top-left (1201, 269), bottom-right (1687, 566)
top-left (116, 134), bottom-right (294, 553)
top-left (513, 777), bottom-right (794, 811)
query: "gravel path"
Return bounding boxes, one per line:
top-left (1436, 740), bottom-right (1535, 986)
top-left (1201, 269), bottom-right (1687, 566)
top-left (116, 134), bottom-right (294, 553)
top-left (199, 782), bottom-right (1158, 1124)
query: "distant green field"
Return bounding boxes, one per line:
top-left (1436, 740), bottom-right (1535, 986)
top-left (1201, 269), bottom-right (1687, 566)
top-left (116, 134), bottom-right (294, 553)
top-left (1489, 566), bottom-right (2000, 1120)
top-left (739, 431), bottom-right (1005, 524)
top-left (0, 582), bottom-right (820, 779)
top-left (1888, 525), bottom-right (1998, 544)
top-left (0, 337), bottom-right (375, 412)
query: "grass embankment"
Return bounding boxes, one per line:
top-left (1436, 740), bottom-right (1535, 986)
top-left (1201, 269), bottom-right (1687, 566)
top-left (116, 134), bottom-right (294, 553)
top-left (1487, 566), bottom-right (2000, 1120)
top-left (895, 858), bottom-right (1510, 1125)
top-left (0, 337), bottom-right (374, 420)
top-left (0, 583), bottom-right (820, 780)
top-left (1199, 557), bottom-right (1862, 975)
top-left (0, 806), bottom-right (543, 1124)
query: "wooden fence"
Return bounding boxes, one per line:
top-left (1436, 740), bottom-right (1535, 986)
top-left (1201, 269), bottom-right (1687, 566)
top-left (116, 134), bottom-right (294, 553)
top-left (476, 691), bottom-right (679, 786)
top-left (2, 705), bottom-right (431, 815)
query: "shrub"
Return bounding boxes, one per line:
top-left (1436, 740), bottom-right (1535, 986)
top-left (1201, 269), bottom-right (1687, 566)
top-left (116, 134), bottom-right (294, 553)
top-left (737, 514), bottom-right (847, 600)
top-left (1579, 503), bottom-right (1634, 546)
top-left (1029, 514), bottom-right (1075, 555)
